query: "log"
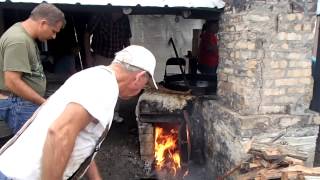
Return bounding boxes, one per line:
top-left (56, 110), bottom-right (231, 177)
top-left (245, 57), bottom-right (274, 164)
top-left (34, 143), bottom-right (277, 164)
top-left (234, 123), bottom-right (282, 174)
top-left (237, 168), bottom-right (261, 180)
top-left (235, 141), bottom-right (319, 179)
top-left (217, 163), bottom-right (242, 180)
top-left (156, 85), bottom-right (192, 95)
top-left (281, 171), bottom-right (300, 180)
top-left (283, 157), bottom-right (304, 166)
top-left (257, 169), bottom-right (282, 179)
top-left (281, 165), bottom-right (320, 175)
top-left (248, 142), bottom-right (308, 161)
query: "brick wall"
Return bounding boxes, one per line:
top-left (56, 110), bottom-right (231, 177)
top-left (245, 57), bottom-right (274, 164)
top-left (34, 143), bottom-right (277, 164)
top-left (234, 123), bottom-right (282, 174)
top-left (218, 0), bottom-right (316, 115)
top-left (202, 0), bottom-right (320, 179)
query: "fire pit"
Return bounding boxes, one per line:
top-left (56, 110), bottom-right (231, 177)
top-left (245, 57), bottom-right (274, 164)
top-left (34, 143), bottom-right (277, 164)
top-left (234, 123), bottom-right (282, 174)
top-left (154, 123), bottom-right (189, 179)
top-left (136, 86), bottom-right (213, 179)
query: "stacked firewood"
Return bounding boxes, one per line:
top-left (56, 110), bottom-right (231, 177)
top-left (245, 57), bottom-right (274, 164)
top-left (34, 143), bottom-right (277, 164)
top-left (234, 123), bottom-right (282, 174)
top-left (220, 142), bottom-right (320, 180)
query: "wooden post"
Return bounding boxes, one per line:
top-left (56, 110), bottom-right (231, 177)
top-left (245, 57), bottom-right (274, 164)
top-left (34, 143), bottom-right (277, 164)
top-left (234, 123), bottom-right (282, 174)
top-left (192, 29), bottom-right (201, 58)
top-left (188, 29), bottom-right (201, 74)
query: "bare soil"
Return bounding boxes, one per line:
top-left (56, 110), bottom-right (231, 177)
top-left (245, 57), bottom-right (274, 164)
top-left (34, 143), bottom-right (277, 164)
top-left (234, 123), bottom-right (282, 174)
top-left (91, 98), bottom-right (148, 180)
top-left (93, 121), bottom-right (147, 180)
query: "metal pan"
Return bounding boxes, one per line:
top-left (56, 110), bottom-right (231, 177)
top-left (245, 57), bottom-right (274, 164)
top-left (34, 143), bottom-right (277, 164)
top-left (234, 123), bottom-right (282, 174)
top-left (162, 74), bottom-right (217, 95)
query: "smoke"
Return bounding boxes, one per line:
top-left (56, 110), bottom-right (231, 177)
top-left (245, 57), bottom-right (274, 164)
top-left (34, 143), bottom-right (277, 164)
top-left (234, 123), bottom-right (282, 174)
top-left (182, 161), bottom-right (209, 180)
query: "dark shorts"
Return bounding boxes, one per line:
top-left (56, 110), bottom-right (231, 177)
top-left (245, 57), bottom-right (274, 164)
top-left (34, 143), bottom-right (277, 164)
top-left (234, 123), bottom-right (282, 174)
top-left (0, 95), bottom-right (39, 134)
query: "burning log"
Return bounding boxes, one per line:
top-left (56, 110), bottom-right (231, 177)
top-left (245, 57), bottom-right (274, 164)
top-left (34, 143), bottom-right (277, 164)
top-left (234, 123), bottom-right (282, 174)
top-left (136, 86), bottom-right (194, 180)
top-left (154, 126), bottom-right (182, 179)
top-left (219, 142), bottom-right (320, 180)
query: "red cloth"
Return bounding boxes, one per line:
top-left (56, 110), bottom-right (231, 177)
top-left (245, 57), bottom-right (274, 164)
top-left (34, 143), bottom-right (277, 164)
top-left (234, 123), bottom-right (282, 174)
top-left (199, 32), bottom-right (219, 67)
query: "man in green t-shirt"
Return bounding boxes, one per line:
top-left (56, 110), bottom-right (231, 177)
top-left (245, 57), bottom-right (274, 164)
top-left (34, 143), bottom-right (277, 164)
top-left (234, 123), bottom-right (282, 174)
top-left (0, 3), bottom-right (105, 180)
top-left (0, 3), bottom-right (65, 134)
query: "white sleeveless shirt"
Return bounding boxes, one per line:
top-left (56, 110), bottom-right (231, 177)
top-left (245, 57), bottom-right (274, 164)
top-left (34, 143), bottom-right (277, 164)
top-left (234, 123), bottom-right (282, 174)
top-left (0, 66), bottom-right (118, 179)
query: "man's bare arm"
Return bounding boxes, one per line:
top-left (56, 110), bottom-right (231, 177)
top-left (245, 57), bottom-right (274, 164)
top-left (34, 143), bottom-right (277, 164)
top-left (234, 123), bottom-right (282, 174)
top-left (4, 71), bottom-right (45, 105)
top-left (41, 102), bottom-right (93, 180)
top-left (86, 161), bottom-right (102, 180)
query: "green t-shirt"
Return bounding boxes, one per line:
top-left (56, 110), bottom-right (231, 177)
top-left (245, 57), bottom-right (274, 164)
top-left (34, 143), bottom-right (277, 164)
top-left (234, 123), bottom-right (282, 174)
top-left (0, 22), bottom-right (46, 96)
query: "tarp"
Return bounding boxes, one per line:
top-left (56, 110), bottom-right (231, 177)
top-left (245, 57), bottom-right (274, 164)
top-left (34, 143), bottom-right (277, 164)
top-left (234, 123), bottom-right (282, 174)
top-left (0, 0), bottom-right (225, 9)
top-left (318, 0), bottom-right (320, 15)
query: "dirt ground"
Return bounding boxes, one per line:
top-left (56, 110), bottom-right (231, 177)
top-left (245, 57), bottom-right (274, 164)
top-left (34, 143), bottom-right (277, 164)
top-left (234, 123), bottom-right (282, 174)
top-left (89, 98), bottom-right (149, 180)
top-left (93, 122), bottom-right (147, 180)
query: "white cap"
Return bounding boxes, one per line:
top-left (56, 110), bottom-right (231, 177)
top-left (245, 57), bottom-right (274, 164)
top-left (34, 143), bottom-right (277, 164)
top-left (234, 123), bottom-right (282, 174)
top-left (114, 45), bottom-right (158, 89)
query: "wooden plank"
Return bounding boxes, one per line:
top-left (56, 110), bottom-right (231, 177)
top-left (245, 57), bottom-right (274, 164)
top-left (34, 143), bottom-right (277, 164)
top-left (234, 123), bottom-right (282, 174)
top-left (217, 163), bottom-right (242, 180)
top-left (257, 169), bottom-right (282, 179)
top-left (237, 168), bottom-right (260, 180)
top-left (248, 142), bottom-right (308, 161)
top-left (192, 29), bottom-right (201, 57)
top-left (281, 171), bottom-right (301, 179)
top-left (283, 157), bottom-right (304, 166)
top-left (304, 176), bottom-right (320, 179)
top-left (157, 85), bottom-right (192, 95)
top-left (281, 165), bottom-right (320, 175)
top-left (281, 172), bottom-right (289, 180)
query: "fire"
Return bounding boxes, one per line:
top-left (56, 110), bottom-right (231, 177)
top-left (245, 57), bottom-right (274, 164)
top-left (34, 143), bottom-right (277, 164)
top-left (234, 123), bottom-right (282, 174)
top-left (154, 126), bottom-right (181, 176)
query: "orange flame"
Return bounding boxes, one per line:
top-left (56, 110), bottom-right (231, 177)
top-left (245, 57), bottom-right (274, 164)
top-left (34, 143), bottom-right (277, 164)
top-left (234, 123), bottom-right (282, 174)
top-left (154, 126), bottom-right (181, 176)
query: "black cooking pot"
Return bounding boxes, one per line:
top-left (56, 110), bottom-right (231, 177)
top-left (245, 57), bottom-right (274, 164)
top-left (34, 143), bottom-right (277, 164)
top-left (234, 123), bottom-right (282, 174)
top-left (161, 74), bottom-right (217, 95)
top-left (163, 37), bottom-right (216, 95)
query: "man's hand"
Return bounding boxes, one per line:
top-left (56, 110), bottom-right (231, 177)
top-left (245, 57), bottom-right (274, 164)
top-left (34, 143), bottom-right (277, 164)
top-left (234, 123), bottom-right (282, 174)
top-left (4, 71), bottom-right (45, 105)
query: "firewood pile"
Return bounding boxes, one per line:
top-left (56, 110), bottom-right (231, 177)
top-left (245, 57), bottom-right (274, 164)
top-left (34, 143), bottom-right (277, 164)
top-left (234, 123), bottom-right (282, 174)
top-left (220, 142), bottom-right (320, 180)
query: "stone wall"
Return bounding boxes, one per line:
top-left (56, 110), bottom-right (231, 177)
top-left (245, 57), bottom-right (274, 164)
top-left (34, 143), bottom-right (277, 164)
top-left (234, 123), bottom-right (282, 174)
top-left (138, 122), bottom-right (154, 164)
top-left (202, 0), bottom-right (320, 179)
top-left (199, 100), bottom-right (319, 179)
top-left (218, 0), bottom-right (316, 115)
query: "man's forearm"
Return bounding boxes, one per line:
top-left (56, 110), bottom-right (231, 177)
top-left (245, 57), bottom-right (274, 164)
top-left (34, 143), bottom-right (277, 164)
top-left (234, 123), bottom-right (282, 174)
top-left (6, 78), bottom-right (45, 105)
top-left (86, 161), bottom-right (102, 180)
top-left (42, 103), bottom-right (93, 179)
top-left (42, 129), bottom-right (75, 179)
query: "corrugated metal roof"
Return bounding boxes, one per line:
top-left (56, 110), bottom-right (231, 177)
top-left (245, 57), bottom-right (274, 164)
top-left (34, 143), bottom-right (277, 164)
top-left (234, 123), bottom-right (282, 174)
top-left (0, 0), bottom-right (225, 9)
